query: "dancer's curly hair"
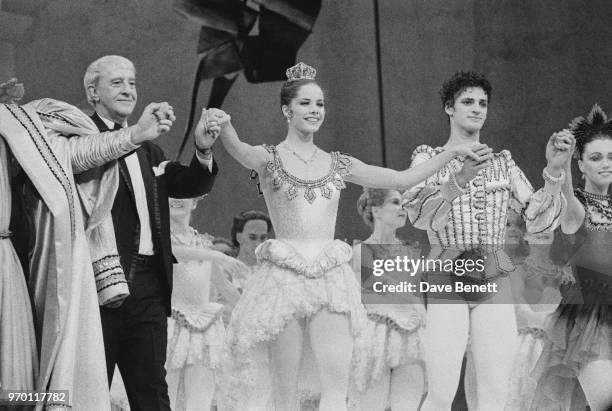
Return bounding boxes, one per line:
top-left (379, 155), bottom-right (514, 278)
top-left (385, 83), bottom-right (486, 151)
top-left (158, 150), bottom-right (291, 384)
top-left (440, 71), bottom-right (492, 109)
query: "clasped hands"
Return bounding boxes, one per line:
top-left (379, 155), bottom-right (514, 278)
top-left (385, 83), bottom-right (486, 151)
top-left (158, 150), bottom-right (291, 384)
top-left (131, 102), bottom-right (176, 144)
top-left (453, 143), bottom-right (494, 187)
top-left (546, 129), bottom-right (574, 173)
top-left (194, 108), bottom-right (231, 151)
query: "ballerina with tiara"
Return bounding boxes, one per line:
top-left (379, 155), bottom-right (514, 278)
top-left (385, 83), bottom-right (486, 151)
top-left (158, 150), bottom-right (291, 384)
top-left (202, 62), bottom-right (490, 411)
top-left (531, 105), bottom-right (612, 411)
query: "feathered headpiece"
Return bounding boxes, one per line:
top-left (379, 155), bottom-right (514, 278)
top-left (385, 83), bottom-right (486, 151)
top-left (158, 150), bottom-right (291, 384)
top-left (569, 104), bottom-right (612, 158)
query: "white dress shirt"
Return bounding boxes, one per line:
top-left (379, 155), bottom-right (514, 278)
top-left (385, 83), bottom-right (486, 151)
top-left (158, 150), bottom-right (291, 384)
top-left (98, 114), bottom-right (213, 256)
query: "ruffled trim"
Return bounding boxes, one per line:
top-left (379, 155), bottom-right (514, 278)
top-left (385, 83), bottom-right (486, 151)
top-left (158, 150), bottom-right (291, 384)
top-left (171, 303), bottom-right (223, 332)
top-left (365, 304), bottom-right (425, 332)
top-left (410, 144), bottom-right (439, 161)
top-left (256, 239), bottom-right (352, 278)
top-left (518, 326), bottom-right (546, 339)
top-left (166, 310), bottom-right (226, 370)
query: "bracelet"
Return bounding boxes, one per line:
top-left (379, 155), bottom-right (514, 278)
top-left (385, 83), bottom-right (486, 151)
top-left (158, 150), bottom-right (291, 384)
top-left (194, 143), bottom-right (212, 158)
top-left (542, 168), bottom-right (565, 185)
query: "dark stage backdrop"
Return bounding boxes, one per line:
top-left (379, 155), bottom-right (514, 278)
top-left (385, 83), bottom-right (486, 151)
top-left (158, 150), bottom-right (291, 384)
top-left (7, 0), bottom-right (612, 244)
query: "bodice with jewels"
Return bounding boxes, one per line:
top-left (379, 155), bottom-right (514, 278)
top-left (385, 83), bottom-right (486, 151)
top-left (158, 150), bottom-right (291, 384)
top-left (405, 145), bottom-right (561, 252)
top-left (255, 144), bottom-right (352, 241)
top-left (570, 188), bottom-right (612, 275)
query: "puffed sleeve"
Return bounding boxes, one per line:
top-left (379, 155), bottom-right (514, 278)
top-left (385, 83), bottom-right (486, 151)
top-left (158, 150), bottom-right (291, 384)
top-left (403, 145), bottom-right (467, 231)
top-left (26, 98), bottom-right (138, 173)
top-left (503, 150), bottom-right (566, 234)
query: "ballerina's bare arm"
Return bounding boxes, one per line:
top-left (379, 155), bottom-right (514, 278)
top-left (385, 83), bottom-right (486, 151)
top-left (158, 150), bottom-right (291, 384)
top-left (203, 108), bottom-right (269, 170)
top-left (344, 143), bottom-right (491, 190)
top-left (172, 244), bottom-right (229, 264)
top-left (172, 244), bottom-right (243, 304)
top-left (552, 130), bottom-right (585, 234)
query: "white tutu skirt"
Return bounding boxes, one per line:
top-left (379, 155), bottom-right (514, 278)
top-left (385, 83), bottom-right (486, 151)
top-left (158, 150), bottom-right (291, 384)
top-left (505, 327), bottom-right (546, 411)
top-left (166, 302), bottom-right (225, 370)
top-left (352, 304), bottom-right (426, 391)
top-left (218, 239), bottom-right (366, 410)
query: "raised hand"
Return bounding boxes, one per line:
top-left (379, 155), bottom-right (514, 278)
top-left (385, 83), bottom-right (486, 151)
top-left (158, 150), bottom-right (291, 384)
top-left (130, 102), bottom-right (175, 144)
top-left (195, 108), bottom-right (231, 150)
top-left (546, 129), bottom-right (574, 171)
top-left (453, 143), bottom-right (493, 187)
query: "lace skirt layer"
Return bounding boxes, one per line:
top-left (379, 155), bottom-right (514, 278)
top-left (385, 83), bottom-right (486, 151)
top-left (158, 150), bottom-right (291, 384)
top-left (505, 327), bottom-right (546, 411)
top-left (218, 239), bottom-right (366, 410)
top-left (352, 304), bottom-right (425, 391)
top-left (532, 301), bottom-right (612, 409)
top-left (166, 302), bottom-right (225, 370)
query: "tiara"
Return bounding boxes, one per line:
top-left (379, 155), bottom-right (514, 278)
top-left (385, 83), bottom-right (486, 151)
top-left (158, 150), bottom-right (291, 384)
top-left (286, 62), bottom-right (316, 82)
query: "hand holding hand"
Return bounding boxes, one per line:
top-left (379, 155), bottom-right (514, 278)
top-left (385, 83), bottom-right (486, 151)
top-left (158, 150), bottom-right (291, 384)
top-left (195, 108), bottom-right (232, 150)
top-left (131, 102), bottom-right (175, 144)
top-left (546, 129), bottom-right (574, 172)
top-left (454, 143), bottom-right (493, 187)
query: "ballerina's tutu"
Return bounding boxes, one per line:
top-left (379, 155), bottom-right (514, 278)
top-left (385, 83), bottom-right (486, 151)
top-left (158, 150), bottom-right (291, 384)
top-left (531, 304), bottom-right (611, 409)
top-left (505, 327), bottom-right (548, 411)
top-left (166, 261), bottom-right (225, 370)
top-left (352, 304), bottom-right (426, 391)
top-left (218, 239), bottom-right (367, 409)
top-left (531, 269), bottom-right (612, 410)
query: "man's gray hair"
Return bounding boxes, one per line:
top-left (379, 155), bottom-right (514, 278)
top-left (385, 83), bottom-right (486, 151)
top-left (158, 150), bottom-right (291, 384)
top-left (83, 55), bottom-right (135, 107)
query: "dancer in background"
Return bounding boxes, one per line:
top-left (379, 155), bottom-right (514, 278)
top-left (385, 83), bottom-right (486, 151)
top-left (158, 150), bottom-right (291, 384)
top-left (209, 62), bottom-right (489, 411)
top-left (166, 196), bottom-right (244, 411)
top-left (504, 221), bottom-right (566, 411)
top-left (230, 210), bottom-right (272, 290)
top-left (111, 196), bottom-right (244, 411)
top-left (532, 105), bottom-right (612, 411)
top-left (404, 71), bottom-right (571, 411)
top-left (352, 187), bottom-right (426, 411)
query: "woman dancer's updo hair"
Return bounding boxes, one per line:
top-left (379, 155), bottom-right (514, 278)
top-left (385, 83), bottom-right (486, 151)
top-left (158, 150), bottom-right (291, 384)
top-left (569, 104), bottom-right (612, 159)
top-left (280, 62), bottom-right (320, 108)
top-left (356, 188), bottom-right (391, 228)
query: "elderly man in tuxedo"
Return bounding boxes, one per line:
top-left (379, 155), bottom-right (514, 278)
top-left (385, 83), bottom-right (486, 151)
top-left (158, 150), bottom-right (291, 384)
top-left (84, 55), bottom-right (219, 410)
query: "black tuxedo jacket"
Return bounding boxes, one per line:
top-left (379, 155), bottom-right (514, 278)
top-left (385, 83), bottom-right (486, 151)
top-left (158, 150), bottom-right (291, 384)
top-left (91, 113), bottom-right (218, 314)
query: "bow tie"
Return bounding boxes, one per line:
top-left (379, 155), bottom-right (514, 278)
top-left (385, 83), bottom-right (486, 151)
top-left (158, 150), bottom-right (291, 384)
top-left (113, 123), bottom-right (123, 131)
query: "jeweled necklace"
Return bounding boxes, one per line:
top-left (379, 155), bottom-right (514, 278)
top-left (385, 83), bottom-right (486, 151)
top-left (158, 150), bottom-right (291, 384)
top-left (579, 188), bottom-right (612, 220)
top-left (582, 190), bottom-right (610, 202)
top-left (280, 143), bottom-right (318, 164)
